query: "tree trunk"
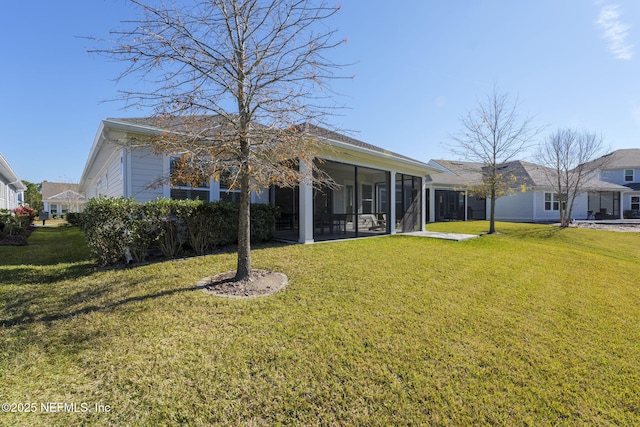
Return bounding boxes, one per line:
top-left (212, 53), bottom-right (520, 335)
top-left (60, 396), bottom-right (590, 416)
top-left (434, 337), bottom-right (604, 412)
top-left (235, 169), bottom-right (252, 281)
top-left (489, 189), bottom-right (497, 234)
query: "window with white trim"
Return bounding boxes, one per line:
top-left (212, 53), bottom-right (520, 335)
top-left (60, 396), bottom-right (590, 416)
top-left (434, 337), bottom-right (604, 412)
top-left (624, 169), bottom-right (634, 182)
top-left (544, 192), bottom-right (567, 211)
top-left (631, 196), bottom-right (640, 211)
top-left (544, 192), bottom-right (559, 211)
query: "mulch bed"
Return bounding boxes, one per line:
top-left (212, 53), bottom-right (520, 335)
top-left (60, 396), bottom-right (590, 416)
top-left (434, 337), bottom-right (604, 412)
top-left (0, 226), bottom-right (35, 246)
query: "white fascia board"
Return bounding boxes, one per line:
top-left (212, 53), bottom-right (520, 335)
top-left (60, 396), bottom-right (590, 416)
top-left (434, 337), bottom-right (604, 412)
top-left (79, 121), bottom-right (107, 191)
top-left (0, 153), bottom-right (26, 190)
top-left (102, 118), bottom-right (165, 136)
top-left (319, 137), bottom-right (438, 175)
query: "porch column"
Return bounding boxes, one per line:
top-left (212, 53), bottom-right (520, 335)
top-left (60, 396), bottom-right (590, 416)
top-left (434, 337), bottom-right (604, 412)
top-left (420, 181), bottom-right (427, 230)
top-left (390, 171), bottom-right (397, 235)
top-left (298, 160), bottom-right (314, 244)
top-left (464, 191), bottom-right (468, 221)
top-left (619, 192), bottom-right (624, 219)
top-left (428, 188), bottom-right (436, 223)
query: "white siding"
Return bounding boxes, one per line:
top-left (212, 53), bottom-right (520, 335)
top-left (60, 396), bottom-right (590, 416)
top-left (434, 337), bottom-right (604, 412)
top-left (0, 179), bottom-right (6, 209)
top-left (84, 149), bottom-right (125, 199)
top-left (0, 177), bottom-right (22, 210)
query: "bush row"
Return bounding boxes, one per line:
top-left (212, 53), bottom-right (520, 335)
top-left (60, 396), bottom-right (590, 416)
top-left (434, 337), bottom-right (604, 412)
top-left (81, 198), bottom-right (279, 266)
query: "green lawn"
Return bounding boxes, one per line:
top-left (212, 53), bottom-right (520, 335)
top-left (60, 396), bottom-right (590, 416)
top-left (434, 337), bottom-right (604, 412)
top-left (1, 222), bottom-right (639, 426)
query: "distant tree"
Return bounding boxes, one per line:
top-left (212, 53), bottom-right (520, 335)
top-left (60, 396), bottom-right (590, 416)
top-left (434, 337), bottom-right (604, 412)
top-left (449, 87), bottom-right (542, 234)
top-left (91, 0), bottom-right (348, 280)
top-left (536, 128), bottom-right (607, 227)
top-left (22, 181), bottom-right (43, 211)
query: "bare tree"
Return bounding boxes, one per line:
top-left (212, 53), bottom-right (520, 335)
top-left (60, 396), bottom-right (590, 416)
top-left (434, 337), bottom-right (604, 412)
top-left (449, 87), bottom-right (541, 234)
top-left (536, 128), bottom-right (607, 227)
top-left (90, 0), bottom-right (348, 280)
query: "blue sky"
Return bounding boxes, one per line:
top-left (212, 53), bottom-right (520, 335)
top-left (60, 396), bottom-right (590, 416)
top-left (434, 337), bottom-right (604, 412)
top-left (1, 0), bottom-right (639, 184)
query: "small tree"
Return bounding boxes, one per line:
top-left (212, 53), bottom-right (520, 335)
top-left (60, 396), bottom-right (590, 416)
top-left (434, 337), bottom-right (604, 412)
top-left (23, 181), bottom-right (43, 211)
top-left (91, 0), bottom-right (348, 280)
top-left (536, 128), bottom-right (607, 227)
top-left (450, 87), bottom-right (541, 233)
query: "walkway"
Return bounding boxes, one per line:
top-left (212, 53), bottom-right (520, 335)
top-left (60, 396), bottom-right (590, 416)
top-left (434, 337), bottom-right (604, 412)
top-left (406, 231), bottom-right (479, 242)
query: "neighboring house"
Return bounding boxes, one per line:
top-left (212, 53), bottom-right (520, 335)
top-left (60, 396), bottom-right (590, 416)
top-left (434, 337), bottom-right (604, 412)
top-left (588, 149), bottom-right (640, 218)
top-left (425, 160), bottom-right (487, 222)
top-left (41, 182), bottom-right (85, 217)
top-left (79, 117), bottom-right (441, 243)
top-left (0, 152), bottom-right (26, 210)
top-left (426, 159), bottom-right (628, 223)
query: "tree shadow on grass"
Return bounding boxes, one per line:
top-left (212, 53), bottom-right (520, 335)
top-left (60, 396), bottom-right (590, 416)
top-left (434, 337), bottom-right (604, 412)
top-left (0, 227), bottom-right (93, 267)
top-left (0, 263), bottom-right (94, 286)
top-left (503, 224), bottom-right (564, 240)
top-left (0, 285), bottom-right (197, 328)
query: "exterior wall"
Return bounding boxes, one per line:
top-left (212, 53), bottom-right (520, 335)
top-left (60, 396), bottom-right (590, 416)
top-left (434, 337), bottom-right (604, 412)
top-left (129, 149), bottom-right (165, 202)
top-left (601, 168), bottom-right (639, 186)
top-left (0, 176), bottom-right (23, 210)
top-left (494, 191), bottom-right (535, 222)
top-left (623, 191), bottom-right (640, 211)
top-left (84, 149), bottom-right (125, 199)
top-left (568, 194), bottom-right (589, 220)
top-left (530, 191), bottom-right (590, 222)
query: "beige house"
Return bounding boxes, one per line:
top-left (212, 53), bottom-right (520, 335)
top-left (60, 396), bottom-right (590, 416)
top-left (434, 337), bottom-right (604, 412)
top-left (41, 182), bottom-right (85, 217)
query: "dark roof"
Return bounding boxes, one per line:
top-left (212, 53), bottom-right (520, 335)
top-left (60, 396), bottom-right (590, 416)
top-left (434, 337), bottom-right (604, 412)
top-left (625, 183), bottom-right (640, 191)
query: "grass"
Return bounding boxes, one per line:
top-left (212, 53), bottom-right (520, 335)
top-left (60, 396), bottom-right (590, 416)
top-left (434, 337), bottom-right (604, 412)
top-left (1, 222), bottom-right (639, 426)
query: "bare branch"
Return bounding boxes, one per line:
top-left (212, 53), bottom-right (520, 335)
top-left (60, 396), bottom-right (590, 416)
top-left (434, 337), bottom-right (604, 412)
top-left (448, 86), bottom-right (543, 233)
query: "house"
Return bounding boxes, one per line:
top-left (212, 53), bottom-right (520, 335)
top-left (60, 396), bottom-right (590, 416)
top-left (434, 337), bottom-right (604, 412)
top-left (426, 159), bottom-right (628, 223)
top-left (425, 160), bottom-right (487, 222)
top-left (41, 182), bottom-right (85, 217)
top-left (79, 117), bottom-right (441, 243)
top-left (589, 149), bottom-right (640, 218)
top-left (0, 152), bottom-right (26, 210)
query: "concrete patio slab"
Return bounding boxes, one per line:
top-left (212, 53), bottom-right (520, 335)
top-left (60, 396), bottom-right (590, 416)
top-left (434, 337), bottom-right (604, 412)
top-left (406, 231), bottom-right (479, 242)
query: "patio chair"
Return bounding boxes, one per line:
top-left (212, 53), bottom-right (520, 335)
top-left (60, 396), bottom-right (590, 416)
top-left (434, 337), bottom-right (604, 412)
top-left (368, 213), bottom-right (386, 231)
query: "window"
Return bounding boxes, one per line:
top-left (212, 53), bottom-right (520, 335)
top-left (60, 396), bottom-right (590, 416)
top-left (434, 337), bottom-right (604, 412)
top-left (169, 155), bottom-right (211, 201)
top-left (219, 171), bottom-right (241, 202)
top-left (632, 196), bottom-right (640, 211)
top-left (361, 184), bottom-right (373, 213)
top-left (624, 169), bottom-right (634, 182)
top-left (544, 192), bottom-right (560, 211)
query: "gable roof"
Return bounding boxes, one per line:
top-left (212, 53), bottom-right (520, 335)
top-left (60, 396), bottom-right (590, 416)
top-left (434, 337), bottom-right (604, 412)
top-left (42, 182), bottom-right (82, 201)
top-left (425, 160), bottom-right (484, 186)
top-left (589, 149), bottom-right (640, 169)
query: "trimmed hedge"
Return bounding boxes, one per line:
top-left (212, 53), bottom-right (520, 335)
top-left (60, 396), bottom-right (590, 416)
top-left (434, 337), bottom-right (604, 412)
top-left (82, 197), bottom-right (278, 266)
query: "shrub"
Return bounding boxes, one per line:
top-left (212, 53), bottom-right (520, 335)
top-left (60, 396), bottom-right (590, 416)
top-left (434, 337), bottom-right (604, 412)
top-left (81, 198), bottom-right (278, 265)
top-left (251, 204), bottom-right (279, 242)
top-left (65, 212), bottom-right (84, 226)
top-left (143, 199), bottom-right (190, 258)
top-left (82, 198), bottom-right (138, 266)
